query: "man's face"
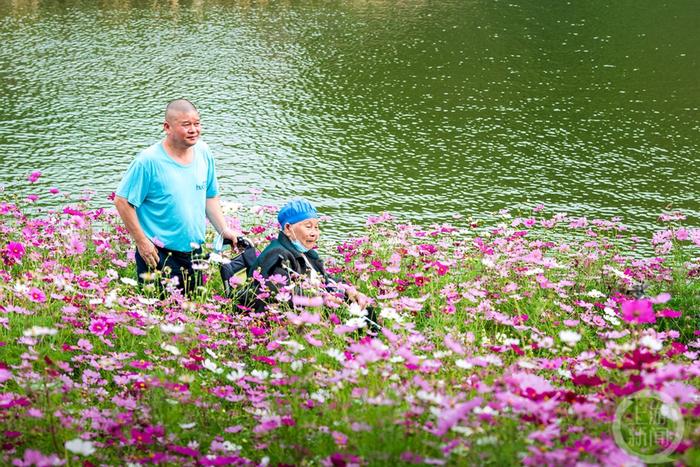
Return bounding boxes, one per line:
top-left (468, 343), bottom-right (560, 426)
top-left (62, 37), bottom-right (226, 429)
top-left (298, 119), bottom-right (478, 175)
top-left (164, 110), bottom-right (201, 147)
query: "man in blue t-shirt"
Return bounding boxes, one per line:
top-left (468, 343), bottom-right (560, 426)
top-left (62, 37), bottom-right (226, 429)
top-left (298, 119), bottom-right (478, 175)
top-left (114, 99), bottom-right (237, 293)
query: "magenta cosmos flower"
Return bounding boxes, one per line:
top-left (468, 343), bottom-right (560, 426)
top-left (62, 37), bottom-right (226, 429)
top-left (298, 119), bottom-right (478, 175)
top-left (4, 242), bottom-right (25, 262)
top-left (621, 298), bottom-right (656, 324)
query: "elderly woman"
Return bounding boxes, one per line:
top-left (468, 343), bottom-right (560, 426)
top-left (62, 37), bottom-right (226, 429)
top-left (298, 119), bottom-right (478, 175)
top-left (246, 199), bottom-right (371, 314)
top-left (249, 198), bottom-right (328, 284)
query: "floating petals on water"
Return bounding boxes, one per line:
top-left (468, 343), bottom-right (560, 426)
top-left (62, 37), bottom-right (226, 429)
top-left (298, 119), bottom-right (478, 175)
top-left (27, 170), bottom-right (42, 183)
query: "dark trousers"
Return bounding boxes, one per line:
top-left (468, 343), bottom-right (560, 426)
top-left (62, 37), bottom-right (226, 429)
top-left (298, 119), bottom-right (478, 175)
top-left (135, 246), bottom-right (203, 295)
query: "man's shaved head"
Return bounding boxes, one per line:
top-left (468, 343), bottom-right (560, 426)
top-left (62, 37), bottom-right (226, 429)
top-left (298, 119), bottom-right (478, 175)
top-left (165, 99), bottom-right (199, 122)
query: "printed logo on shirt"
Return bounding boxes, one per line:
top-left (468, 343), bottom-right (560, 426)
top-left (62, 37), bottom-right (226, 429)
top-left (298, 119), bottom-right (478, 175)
top-left (195, 180), bottom-right (206, 190)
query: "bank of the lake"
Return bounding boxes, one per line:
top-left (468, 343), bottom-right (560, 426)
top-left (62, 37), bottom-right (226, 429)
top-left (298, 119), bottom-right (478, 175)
top-left (1, 0), bottom-right (699, 239)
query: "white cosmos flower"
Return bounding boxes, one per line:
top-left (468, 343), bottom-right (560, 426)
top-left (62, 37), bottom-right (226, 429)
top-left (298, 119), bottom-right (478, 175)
top-left (251, 369), bottom-right (269, 380)
top-left (222, 441), bottom-right (242, 452)
top-left (138, 297), bottom-right (160, 305)
top-left (179, 422), bottom-right (196, 429)
top-left (160, 323), bottom-right (185, 334)
top-left (23, 326), bottom-right (58, 337)
top-left (345, 317), bottom-right (367, 328)
top-left (660, 404), bottom-right (682, 421)
top-left (65, 438), bottom-right (96, 456)
top-left (226, 369), bottom-right (246, 381)
top-left (348, 302), bottom-right (367, 317)
top-left (455, 359), bottom-right (473, 370)
top-left (208, 253), bottom-right (230, 264)
top-left (279, 340), bottom-right (305, 354)
top-left (191, 260), bottom-right (209, 271)
top-left (160, 343), bottom-right (181, 356)
top-left (379, 307), bottom-right (403, 322)
top-left (325, 348), bottom-right (346, 362)
top-left (203, 359), bottom-right (223, 374)
top-left (120, 277), bottom-right (138, 286)
top-left (640, 335), bottom-right (663, 352)
top-left (290, 361), bottom-right (303, 372)
top-left (559, 330), bottom-right (582, 346)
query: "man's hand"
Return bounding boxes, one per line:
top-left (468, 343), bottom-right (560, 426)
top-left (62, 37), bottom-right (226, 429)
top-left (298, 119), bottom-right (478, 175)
top-left (221, 228), bottom-right (244, 252)
top-left (221, 228), bottom-right (242, 242)
top-left (137, 238), bottom-right (159, 269)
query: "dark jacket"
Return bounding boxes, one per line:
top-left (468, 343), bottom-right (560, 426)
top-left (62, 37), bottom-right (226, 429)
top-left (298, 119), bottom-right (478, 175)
top-left (248, 231), bottom-right (329, 282)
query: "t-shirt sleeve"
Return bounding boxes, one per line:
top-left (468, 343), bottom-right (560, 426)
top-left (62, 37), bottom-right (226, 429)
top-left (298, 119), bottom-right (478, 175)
top-left (205, 147), bottom-right (219, 198)
top-left (116, 157), bottom-right (150, 208)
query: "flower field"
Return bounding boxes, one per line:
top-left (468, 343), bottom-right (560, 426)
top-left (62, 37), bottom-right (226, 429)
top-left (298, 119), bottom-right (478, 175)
top-left (1, 180), bottom-right (699, 466)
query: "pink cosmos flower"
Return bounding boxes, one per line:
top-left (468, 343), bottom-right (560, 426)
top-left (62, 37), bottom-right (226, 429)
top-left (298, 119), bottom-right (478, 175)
top-left (304, 333), bottom-right (323, 347)
top-left (249, 326), bottom-right (267, 337)
top-left (650, 292), bottom-right (671, 304)
top-left (3, 241), bottom-right (25, 263)
top-left (621, 299), bottom-right (656, 324)
top-left (130, 360), bottom-right (153, 370)
top-left (26, 287), bottom-right (46, 303)
top-left (228, 275), bottom-right (244, 287)
top-left (130, 428), bottom-right (154, 445)
top-left (658, 308), bottom-right (681, 318)
top-left (89, 317), bottom-right (115, 337)
top-left (27, 170), bottom-right (42, 183)
top-left (12, 449), bottom-right (62, 467)
top-left (66, 236), bottom-right (86, 256)
top-left (331, 431), bottom-right (348, 446)
top-left (292, 295), bottom-right (324, 308)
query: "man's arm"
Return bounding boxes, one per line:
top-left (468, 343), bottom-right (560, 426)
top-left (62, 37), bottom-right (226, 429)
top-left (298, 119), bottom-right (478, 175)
top-left (114, 195), bottom-right (159, 268)
top-left (205, 196), bottom-right (240, 241)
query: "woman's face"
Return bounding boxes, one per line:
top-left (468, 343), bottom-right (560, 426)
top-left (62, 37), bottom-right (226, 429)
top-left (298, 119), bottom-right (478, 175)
top-left (285, 218), bottom-right (320, 250)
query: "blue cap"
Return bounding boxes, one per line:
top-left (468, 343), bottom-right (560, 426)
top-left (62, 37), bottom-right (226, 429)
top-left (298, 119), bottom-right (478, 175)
top-left (278, 199), bottom-right (319, 228)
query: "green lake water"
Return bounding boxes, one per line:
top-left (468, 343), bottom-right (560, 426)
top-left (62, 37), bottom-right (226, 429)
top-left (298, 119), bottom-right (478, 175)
top-left (1, 0), bottom-right (698, 239)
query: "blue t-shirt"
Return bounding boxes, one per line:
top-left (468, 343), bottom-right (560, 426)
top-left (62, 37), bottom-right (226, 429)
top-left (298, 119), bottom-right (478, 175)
top-left (116, 140), bottom-right (219, 252)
